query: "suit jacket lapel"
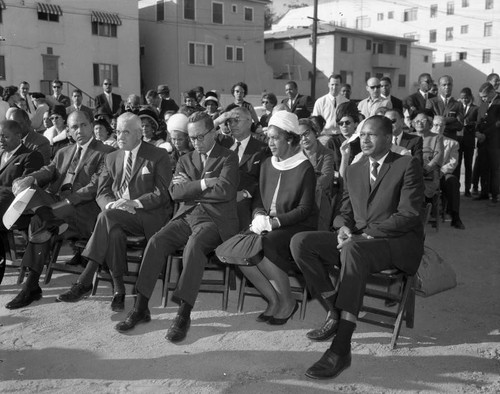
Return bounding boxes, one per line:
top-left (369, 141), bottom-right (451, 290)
top-left (369, 153), bottom-right (393, 199)
top-left (114, 149), bottom-right (125, 191)
top-left (131, 143), bottom-right (146, 180)
top-left (239, 137), bottom-right (255, 167)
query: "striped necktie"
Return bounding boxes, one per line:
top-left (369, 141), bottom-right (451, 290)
top-left (370, 162), bottom-right (379, 189)
top-left (118, 152), bottom-right (133, 198)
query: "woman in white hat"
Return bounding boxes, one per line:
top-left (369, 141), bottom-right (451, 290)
top-left (159, 113), bottom-right (193, 171)
top-left (238, 111), bottom-right (317, 325)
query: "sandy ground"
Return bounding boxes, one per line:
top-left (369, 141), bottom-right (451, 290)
top-left (1, 196), bottom-right (499, 393)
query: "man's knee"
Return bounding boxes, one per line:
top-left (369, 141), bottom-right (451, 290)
top-left (290, 232), bottom-right (313, 261)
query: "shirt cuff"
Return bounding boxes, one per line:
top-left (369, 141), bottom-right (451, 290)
top-left (105, 202), bottom-right (114, 210)
top-left (134, 199), bottom-right (143, 209)
top-left (201, 179), bottom-right (207, 191)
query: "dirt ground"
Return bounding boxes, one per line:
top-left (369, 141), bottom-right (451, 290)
top-left (1, 196), bottom-right (499, 393)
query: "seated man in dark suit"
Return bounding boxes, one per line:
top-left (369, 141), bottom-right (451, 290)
top-left (115, 112), bottom-right (239, 343)
top-left (282, 81), bottom-right (314, 119)
top-left (290, 116), bottom-right (424, 379)
top-left (380, 77), bottom-right (403, 112)
top-left (5, 111), bottom-right (115, 309)
top-left (56, 113), bottom-right (173, 310)
top-left (385, 109), bottom-right (423, 164)
top-left (217, 106), bottom-right (269, 229)
top-left (0, 120), bottom-right (44, 284)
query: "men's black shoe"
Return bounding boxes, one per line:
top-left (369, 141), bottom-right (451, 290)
top-left (489, 197), bottom-right (498, 206)
top-left (464, 191), bottom-right (471, 197)
top-left (451, 218), bottom-right (465, 230)
top-left (111, 293), bottom-right (125, 312)
top-left (166, 315), bottom-right (191, 343)
top-left (65, 253), bottom-right (83, 266)
top-left (305, 349), bottom-right (351, 380)
top-left (29, 220), bottom-right (68, 244)
top-left (6, 286), bottom-right (42, 309)
top-left (471, 188), bottom-right (479, 196)
top-left (473, 194), bottom-right (489, 201)
top-left (56, 282), bottom-right (92, 303)
top-left (306, 315), bottom-right (339, 341)
top-left (115, 308), bottom-right (151, 332)
top-left (0, 261), bottom-right (5, 285)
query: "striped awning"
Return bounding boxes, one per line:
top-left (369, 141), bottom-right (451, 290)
top-left (91, 10), bottom-right (122, 26)
top-left (0, 1), bottom-right (6, 10)
top-left (37, 3), bottom-right (63, 15)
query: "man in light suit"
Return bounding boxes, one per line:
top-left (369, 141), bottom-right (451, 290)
top-left (217, 106), bottom-right (269, 229)
top-left (290, 115), bottom-right (424, 380)
top-left (5, 111), bottom-right (115, 309)
top-left (66, 89), bottom-right (94, 121)
top-left (56, 113), bottom-right (173, 310)
top-left (115, 112), bottom-right (239, 343)
top-left (282, 80), bottom-right (314, 119)
top-left (94, 78), bottom-right (124, 118)
top-left (385, 109), bottom-right (423, 164)
top-left (7, 108), bottom-right (51, 165)
top-left (0, 120), bottom-right (44, 284)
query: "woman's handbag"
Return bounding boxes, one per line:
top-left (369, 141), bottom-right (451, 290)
top-left (415, 246), bottom-right (457, 297)
top-left (215, 229), bottom-right (265, 266)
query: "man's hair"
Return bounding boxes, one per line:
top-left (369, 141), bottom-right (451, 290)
top-left (72, 89), bottom-right (83, 96)
top-left (418, 73), bottom-right (432, 83)
top-left (19, 81), bottom-right (29, 87)
top-left (145, 89), bottom-right (158, 98)
top-left (0, 119), bottom-right (22, 137)
top-left (439, 75), bottom-right (453, 84)
top-left (262, 92), bottom-right (278, 106)
top-left (366, 115), bottom-right (393, 136)
top-left (479, 82), bottom-right (495, 93)
top-left (69, 109), bottom-right (91, 124)
top-left (10, 107), bottom-right (30, 124)
top-left (329, 74), bottom-right (342, 82)
top-left (460, 87), bottom-right (473, 96)
top-left (380, 76), bottom-right (392, 85)
top-left (487, 73), bottom-right (499, 82)
top-left (117, 112), bottom-right (142, 133)
top-left (231, 82), bottom-right (248, 96)
top-left (192, 86), bottom-right (204, 94)
top-left (341, 83), bottom-right (351, 89)
top-left (52, 79), bottom-right (62, 87)
top-left (230, 106), bottom-right (251, 118)
top-left (386, 108), bottom-right (404, 119)
top-left (285, 80), bottom-right (298, 89)
top-left (188, 111), bottom-right (214, 131)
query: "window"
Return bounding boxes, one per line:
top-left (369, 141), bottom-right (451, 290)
top-left (447, 2), bottom-right (454, 15)
top-left (356, 16), bottom-right (370, 29)
top-left (212, 2), bottom-right (223, 24)
top-left (404, 32), bottom-right (420, 43)
top-left (92, 22), bottom-right (118, 37)
top-left (156, 1), bottom-right (164, 21)
top-left (188, 42), bottom-right (213, 66)
top-left (430, 29), bottom-right (437, 42)
top-left (398, 74), bottom-right (406, 88)
top-left (483, 49), bottom-right (491, 63)
top-left (366, 39), bottom-right (372, 50)
top-left (184, 0), bottom-right (195, 20)
top-left (340, 37), bottom-right (348, 52)
top-left (462, 0), bottom-right (469, 7)
top-left (486, 0), bottom-right (493, 9)
top-left (244, 7), bottom-right (253, 21)
top-left (388, 11), bottom-right (394, 19)
top-left (37, 3), bottom-right (62, 22)
top-left (430, 4), bottom-right (438, 17)
top-left (273, 42), bottom-right (284, 50)
top-left (446, 27), bottom-right (453, 41)
top-left (339, 70), bottom-right (353, 85)
top-left (232, 4), bottom-right (237, 13)
top-left (225, 45), bottom-right (244, 62)
top-left (461, 25), bottom-right (468, 34)
top-left (365, 72), bottom-right (371, 81)
top-left (444, 53), bottom-right (452, 66)
top-left (0, 8), bottom-right (3, 24)
top-left (424, 55), bottom-right (429, 63)
top-left (484, 22), bottom-right (493, 36)
top-left (458, 51), bottom-right (467, 60)
top-left (377, 13), bottom-right (384, 21)
top-left (0, 55), bottom-right (5, 80)
top-left (403, 7), bottom-right (418, 21)
top-left (93, 63), bottom-right (118, 86)
top-left (400, 44), bottom-right (408, 58)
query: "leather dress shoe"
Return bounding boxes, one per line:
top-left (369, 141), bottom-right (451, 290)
top-left (306, 315), bottom-right (339, 341)
top-left (451, 218), bottom-right (465, 229)
top-left (0, 261), bottom-right (5, 285)
top-left (115, 308), bottom-right (151, 332)
top-left (305, 349), bottom-right (352, 380)
top-left (166, 315), bottom-right (191, 343)
top-left (65, 253), bottom-right (86, 267)
top-left (256, 312), bottom-right (273, 323)
top-left (268, 302), bottom-right (298, 326)
top-left (464, 191), bottom-right (471, 197)
top-left (473, 194), bottom-right (489, 201)
top-left (111, 293), bottom-right (125, 312)
top-left (6, 286), bottom-right (42, 309)
top-left (29, 220), bottom-right (68, 244)
top-left (56, 282), bottom-right (92, 303)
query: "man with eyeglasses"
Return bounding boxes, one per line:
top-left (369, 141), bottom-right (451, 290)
top-left (51, 79), bottom-right (71, 108)
top-left (312, 74), bottom-right (349, 135)
top-left (94, 78), bottom-right (124, 119)
top-left (5, 111), bottom-right (115, 310)
top-left (385, 109), bottom-right (423, 164)
top-left (115, 111), bottom-right (239, 343)
top-left (357, 77), bottom-right (392, 119)
top-left (56, 112), bottom-right (173, 311)
top-left (404, 73), bottom-right (435, 118)
top-left (217, 106), bottom-right (269, 229)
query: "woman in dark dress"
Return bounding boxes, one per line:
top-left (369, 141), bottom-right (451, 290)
top-left (239, 111), bottom-right (317, 325)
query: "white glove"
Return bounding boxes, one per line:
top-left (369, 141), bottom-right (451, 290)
top-left (12, 176), bottom-right (34, 196)
top-left (250, 214), bottom-right (272, 234)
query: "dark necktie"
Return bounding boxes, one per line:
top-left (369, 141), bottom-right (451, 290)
top-left (370, 162), bottom-right (379, 189)
top-left (68, 146), bottom-right (82, 175)
top-left (234, 142), bottom-right (241, 161)
top-left (118, 152), bottom-right (133, 198)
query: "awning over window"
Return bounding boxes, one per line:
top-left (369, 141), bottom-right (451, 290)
top-left (91, 10), bottom-right (122, 26)
top-left (37, 3), bottom-right (63, 15)
top-left (0, 1), bottom-right (6, 10)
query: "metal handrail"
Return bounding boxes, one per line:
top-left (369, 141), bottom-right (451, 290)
top-left (39, 80), bottom-right (95, 108)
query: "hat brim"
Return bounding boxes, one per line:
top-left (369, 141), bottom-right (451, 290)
top-left (3, 188), bottom-right (37, 230)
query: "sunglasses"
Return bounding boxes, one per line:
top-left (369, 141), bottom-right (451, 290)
top-left (338, 120), bottom-right (352, 126)
top-left (103, 83), bottom-right (112, 86)
top-left (52, 85), bottom-right (61, 89)
top-left (389, 118), bottom-right (398, 124)
top-left (262, 100), bottom-right (269, 104)
top-left (369, 85), bottom-right (381, 90)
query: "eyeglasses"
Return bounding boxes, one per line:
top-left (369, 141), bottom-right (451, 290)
top-left (432, 123), bottom-right (444, 127)
top-left (262, 100), bottom-right (269, 104)
top-left (338, 120), bottom-right (352, 126)
top-left (414, 119), bottom-right (428, 124)
top-left (368, 85), bottom-right (381, 90)
top-left (189, 128), bottom-right (213, 142)
top-left (52, 85), bottom-right (61, 89)
top-left (103, 83), bottom-right (112, 86)
top-left (389, 118), bottom-right (398, 124)
top-left (226, 118), bottom-right (249, 126)
top-left (50, 116), bottom-right (61, 121)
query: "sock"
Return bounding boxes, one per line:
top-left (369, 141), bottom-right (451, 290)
top-left (178, 300), bottom-right (193, 318)
top-left (330, 319), bottom-right (356, 356)
top-left (24, 269), bottom-right (41, 291)
top-left (135, 292), bottom-right (149, 312)
top-left (78, 260), bottom-right (100, 287)
top-left (112, 275), bottom-right (126, 295)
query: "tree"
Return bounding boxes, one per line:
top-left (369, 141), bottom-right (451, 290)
top-left (264, 5), bottom-right (275, 30)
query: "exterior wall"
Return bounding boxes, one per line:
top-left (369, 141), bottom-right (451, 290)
top-left (0, 0), bottom-right (140, 101)
top-left (139, 0), bottom-right (274, 104)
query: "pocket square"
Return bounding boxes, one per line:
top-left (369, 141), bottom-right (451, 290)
top-left (253, 160), bottom-right (260, 164)
top-left (14, 162), bottom-right (21, 166)
top-left (141, 166), bottom-right (151, 175)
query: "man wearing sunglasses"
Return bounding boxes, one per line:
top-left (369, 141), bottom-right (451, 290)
top-left (51, 79), bottom-right (71, 108)
top-left (115, 111), bottom-right (239, 343)
top-left (94, 78), bottom-right (124, 118)
top-left (357, 77), bottom-right (392, 119)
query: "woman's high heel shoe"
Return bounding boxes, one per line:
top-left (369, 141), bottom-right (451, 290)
top-left (256, 312), bottom-right (273, 323)
top-left (268, 302), bottom-right (298, 325)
